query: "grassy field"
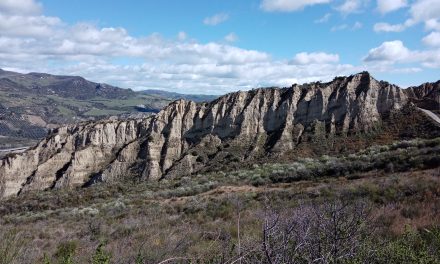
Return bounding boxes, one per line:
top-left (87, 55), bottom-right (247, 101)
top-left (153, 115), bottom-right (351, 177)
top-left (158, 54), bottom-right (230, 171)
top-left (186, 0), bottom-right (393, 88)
top-left (1, 137), bottom-right (439, 263)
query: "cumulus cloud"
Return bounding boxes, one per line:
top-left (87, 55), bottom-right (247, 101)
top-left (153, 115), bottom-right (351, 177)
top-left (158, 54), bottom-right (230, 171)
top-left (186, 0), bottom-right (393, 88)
top-left (409, 0), bottom-right (440, 25)
top-left (0, 1), bottom-right (360, 94)
top-left (51, 61), bottom-right (357, 94)
top-left (363, 40), bottom-right (440, 68)
top-left (203, 13), bottom-right (229, 26)
top-left (363, 40), bottom-right (410, 62)
top-left (0, 0), bottom-right (61, 38)
top-left (260, 0), bottom-right (331, 12)
top-left (1, 0), bottom-right (434, 94)
top-left (376, 0), bottom-right (407, 14)
top-left (423, 31), bottom-right (440, 46)
top-left (0, 13), bottom-right (61, 37)
top-left (375, 0), bottom-right (440, 32)
top-left (290, 52), bottom-right (339, 65)
top-left (373, 22), bottom-right (406, 32)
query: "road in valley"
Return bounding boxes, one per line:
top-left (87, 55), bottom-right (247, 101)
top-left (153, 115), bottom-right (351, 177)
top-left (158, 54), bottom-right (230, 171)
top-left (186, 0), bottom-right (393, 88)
top-left (418, 108), bottom-right (440, 125)
top-left (0, 147), bottom-right (29, 158)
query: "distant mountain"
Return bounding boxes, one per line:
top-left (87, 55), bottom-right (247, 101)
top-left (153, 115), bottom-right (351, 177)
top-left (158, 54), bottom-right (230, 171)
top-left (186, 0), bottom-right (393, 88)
top-left (139, 89), bottom-right (218, 102)
top-left (0, 69), bottom-right (173, 148)
top-left (0, 69), bottom-right (20, 78)
top-left (0, 69), bottom-right (135, 100)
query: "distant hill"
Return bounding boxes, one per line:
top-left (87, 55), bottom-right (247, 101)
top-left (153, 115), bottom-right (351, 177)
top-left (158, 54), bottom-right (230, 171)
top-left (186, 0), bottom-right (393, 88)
top-left (139, 89), bottom-right (218, 102)
top-left (0, 69), bottom-right (174, 148)
top-left (0, 69), bottom-right (139, 100)
top-left (0, 69), bottom-right (223, 148)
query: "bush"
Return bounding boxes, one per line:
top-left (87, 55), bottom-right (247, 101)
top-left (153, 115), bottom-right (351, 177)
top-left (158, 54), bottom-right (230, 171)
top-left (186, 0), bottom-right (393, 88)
top-left (54, 241), bottom-right (77, 264)
top-left (375, 228), bottom-right (439, 264)
top-left (91, 243), bottom-right (111, 264)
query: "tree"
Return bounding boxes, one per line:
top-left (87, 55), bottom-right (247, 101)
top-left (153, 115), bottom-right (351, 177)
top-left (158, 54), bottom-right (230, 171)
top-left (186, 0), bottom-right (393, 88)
top-left (260, 199), bottom-right (372, 264)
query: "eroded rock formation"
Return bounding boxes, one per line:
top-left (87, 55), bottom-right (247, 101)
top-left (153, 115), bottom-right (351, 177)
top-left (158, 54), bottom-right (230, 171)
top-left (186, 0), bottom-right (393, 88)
top-left (405, 81), bottom-right (440, 110)
top-left (0, 72), bottom-right (416, 198)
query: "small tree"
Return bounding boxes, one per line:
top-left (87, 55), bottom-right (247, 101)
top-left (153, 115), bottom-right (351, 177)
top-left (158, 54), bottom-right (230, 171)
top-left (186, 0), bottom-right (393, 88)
top-left (260, 199), bottom-right (372, 263)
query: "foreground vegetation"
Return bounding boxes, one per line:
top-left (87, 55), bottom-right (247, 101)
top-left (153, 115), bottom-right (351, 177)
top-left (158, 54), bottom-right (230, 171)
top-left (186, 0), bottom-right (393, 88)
top-left (0, 137), bottom-right (439, 263)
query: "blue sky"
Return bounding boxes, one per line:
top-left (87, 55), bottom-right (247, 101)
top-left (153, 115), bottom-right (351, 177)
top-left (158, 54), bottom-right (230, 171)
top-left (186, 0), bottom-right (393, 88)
top-left (0, 0), bottom-right (439, 94)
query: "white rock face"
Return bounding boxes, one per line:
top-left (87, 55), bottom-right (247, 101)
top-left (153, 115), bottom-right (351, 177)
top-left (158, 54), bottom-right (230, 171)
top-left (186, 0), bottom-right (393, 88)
top-left (0, 72), bottom-right (410, 198)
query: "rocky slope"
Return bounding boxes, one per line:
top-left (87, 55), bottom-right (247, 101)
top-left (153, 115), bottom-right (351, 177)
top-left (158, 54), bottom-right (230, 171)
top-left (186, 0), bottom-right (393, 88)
top-left (0, 72), bottom-right (432, 198)
top-left (405, 81), bottom-right (440, 110)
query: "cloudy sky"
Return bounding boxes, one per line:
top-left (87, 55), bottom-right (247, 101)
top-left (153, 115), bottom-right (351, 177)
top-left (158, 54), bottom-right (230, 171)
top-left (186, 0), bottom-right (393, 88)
top-left (0, 0), bottom-right (439, 94)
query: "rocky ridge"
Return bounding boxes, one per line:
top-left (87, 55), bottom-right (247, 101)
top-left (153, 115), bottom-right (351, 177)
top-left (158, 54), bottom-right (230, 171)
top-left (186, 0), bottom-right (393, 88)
top-left (405, 81), bottom-right (440, 110)
top-left (0, 72), bottom-right (423, 198)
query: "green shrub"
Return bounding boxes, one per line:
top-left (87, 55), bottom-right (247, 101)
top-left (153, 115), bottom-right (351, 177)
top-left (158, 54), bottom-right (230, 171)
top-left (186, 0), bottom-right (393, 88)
top-left (54, 241), bottom-right (77, 264)
top-left (91, 243), bottom-right (111, 264)
top-left (376, 228), bottom-right (438, 264)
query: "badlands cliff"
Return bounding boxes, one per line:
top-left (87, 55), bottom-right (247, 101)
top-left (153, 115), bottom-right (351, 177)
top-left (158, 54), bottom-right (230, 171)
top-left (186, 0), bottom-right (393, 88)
top-left (0, 72), bottom-right (428, 198)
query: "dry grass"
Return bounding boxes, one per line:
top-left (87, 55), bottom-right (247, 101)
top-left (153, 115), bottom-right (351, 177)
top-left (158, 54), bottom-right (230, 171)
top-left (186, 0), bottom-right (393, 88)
top-left (0, 138), bottom-right (439, 263)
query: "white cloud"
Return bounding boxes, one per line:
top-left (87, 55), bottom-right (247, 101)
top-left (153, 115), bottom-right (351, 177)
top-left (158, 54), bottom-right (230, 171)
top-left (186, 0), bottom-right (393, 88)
top-left (0, 0), bottom-right (41, 15)
top-left (315, 13), bottom-right (332, 23)
top-left (0, 7), bottom-right (356, 94)
top-left (0, 0), bottom-right (61, 40)
top-left (373, 22), bottom-right (406, 32)
top-left (363, 40), bottom-right (440, 68)
top-left (409, 0), bottom-right (440, 25)
top-left (1, 0), bottom-right (433, 94)
top-left (225, 33), bottom-right (238, 42)
top-left (423, 31), bottom-right (440, 46)
top-left (363, 40), bottom-right (410, 62)
top-left (377, 0), bottom-right (407, 14)
top-left (58, 62), bottom-right (358, 94)
top-left (290, 52), bottom-right (340, 64)
top-left (425, 19), bottom-right (440, 31)
top-left (420, 51), bottom-right (440, 68)
top-left (0, 14), bottom-right (61, 38)
top-left (260, 0), bottom-right (331, 12)
top-left (375, 0), bottom-right (440, 32)
top-left (0, 20), bottom-right (359, 94)
top-left (203, 13), bottom-right (229, 26)
top-left (336, 0), bottom-right (366, 15)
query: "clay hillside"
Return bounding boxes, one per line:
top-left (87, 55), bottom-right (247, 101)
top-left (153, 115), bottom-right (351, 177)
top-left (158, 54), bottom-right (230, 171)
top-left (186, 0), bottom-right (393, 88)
top-left (1, 71), bottom-right (439, 198)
